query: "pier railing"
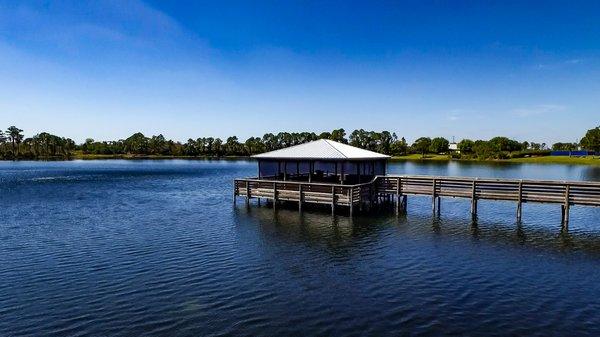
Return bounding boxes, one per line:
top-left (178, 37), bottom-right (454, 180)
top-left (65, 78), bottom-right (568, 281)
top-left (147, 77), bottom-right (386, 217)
top-left (234, 175), bottom-right (600, 223)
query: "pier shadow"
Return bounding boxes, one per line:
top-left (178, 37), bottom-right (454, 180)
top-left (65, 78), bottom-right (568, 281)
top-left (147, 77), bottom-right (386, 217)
top-left (233, 203), bottom-right (401, 255)
top-left (234, 201), bottom-right (600, 257)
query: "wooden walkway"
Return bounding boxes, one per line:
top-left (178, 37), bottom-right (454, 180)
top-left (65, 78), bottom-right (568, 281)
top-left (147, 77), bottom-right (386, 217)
top-left (234, 175), bottom-right (600, 225)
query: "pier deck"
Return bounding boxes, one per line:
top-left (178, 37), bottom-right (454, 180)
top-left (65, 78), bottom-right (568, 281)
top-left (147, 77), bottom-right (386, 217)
top-left (234, 175), bottom-right (600, 224)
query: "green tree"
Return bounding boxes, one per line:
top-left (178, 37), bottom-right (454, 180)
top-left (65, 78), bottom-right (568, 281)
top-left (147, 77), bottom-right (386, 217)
top-left (262, 133), bottom-right (278, 151)
top-left (6, 126), bottom-right (24, 157)
top-left (457, 139), bottom-right (475, 154)
top-left (244, 137), bottom-right (265, 155)
top-left (580, 126), bottom-right (600, 152)
top-left (488, 136), bottom-right (523, 152)
top-left (318, 131), bottom-right (331, 140)
top-left (411, 137), bottom-right (432, 157)
top-left (429, 137), bottom-right (449, 154)
top-left (149, 134), bottom-right (167, 155)
top-left (330, 128), bottom-right (347, 143)
top-left (390, 137), bottom-right (408, 156)
top-left (225, 136), bottom-right (243, 155)
top-left (124, 132), bottom-right (149, 154)
top-left (552, 142), bottom-right (579, 151)
top-left (0, 131), bottom-right (7, 156)
top-left (473, 140), bottom-right (496, 159)
top-left (376, 131), bottom-right (397, 155)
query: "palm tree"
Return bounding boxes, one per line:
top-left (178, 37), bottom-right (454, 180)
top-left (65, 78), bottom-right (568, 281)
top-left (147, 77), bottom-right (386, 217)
top-left (6, 126), bottom-right (24, 157)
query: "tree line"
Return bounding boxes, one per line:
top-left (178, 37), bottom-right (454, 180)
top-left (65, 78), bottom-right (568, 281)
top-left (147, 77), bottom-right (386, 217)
top-left (0, 125), bottom-right (599, 160)
top-left (0, 126), bottom-right (76, 159)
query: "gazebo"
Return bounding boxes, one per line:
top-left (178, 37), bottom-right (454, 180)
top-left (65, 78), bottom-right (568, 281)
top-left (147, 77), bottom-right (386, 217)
top-left (252, 139), bottom-right (390, 184)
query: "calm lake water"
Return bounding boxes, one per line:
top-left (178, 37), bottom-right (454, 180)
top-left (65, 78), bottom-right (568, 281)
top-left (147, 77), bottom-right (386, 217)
top-left (1, 160), bottom-right (600, 336)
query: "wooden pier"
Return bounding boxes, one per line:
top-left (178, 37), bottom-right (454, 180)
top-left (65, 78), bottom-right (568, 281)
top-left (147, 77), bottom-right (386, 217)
top-left (234, 175), bottom-right (600, 225)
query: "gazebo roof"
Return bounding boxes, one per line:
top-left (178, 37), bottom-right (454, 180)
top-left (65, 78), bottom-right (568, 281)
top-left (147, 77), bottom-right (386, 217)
top-left (252, 139), bottom-right (390, 160)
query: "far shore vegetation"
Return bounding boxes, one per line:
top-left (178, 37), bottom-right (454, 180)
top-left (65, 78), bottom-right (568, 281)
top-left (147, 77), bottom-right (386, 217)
top-left (1, 125), bottom-right (600, 165)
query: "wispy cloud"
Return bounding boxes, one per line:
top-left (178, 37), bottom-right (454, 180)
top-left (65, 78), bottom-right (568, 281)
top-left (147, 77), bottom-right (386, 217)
top-left (512, 104), bottom-right (566, 117)
top-left (534, 58), bottom-right (585, 70)
top-left (445, 108), bottom-right (481, 122)
top-left (0, 0), bottom-right (197, 56)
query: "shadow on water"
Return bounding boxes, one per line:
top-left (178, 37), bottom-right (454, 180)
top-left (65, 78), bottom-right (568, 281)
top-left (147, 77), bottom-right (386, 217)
top-left (583, 165), bottom-right (600, 181)
top-left (233, 201), bottom-right (600, 257)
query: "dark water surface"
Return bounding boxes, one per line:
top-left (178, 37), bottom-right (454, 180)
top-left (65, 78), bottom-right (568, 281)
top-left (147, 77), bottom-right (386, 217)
top-left (1, 160), bottom-right (600, 336)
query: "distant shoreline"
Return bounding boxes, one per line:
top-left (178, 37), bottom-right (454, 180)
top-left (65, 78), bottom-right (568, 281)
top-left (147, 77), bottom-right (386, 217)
top-left (391, 154), bottom-right (600, 165)
top-left (2, 153), bottom-right (599, 166)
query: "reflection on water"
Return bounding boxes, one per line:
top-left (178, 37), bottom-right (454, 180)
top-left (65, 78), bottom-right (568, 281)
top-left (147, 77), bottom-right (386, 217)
top-left (236, 202), bottom-right (600, 257)
top-left (1, 159), bottom-right (600, 336)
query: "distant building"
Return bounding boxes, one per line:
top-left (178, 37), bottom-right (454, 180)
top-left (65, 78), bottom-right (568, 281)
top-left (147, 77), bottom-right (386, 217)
top-left (449, 142), bottom-right (459, 154)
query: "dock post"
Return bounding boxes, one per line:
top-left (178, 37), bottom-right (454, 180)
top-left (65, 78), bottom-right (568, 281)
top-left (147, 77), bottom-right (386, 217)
top-left (245, 181), bottom-right (250, 206)
top-left (432, 179), bottom-right (437, 213)
top-left (517, 180), bottom-right (523, 222)
top-left (349, 187), bottom-right (354, 216)
top-left (395, 177), bottom-right (402, 214)
top-left (298, 184), bottom-right (303, 212)
top-left (233, 180), bottom-right (237, 205)
top-left (436, 197), bottom-right (441, 215)
top-left (471, 179), bottom-right (478, 218)
top-left (562, 184), bottom-right (570, 227)
top-left (402, 195), bottom-right (407, 214)
top-left (368, 185), bottom-right (373, 210)
top-left (331, 186), bottom-right (336, 215)
top-left (273, 182), bottom-right (278, 211)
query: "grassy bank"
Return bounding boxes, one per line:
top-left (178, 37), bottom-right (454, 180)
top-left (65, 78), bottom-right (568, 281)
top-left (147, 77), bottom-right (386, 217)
top-left (506, 156), bottom-right (600, 165)
top-left (391, 154), bottom-right (452, 161)
top-left (70, 151), bottom-right (245, 160)
top-left (27, 152), bottom-right (600, 166)
top-left (392, 154), bottom-right (600, 165)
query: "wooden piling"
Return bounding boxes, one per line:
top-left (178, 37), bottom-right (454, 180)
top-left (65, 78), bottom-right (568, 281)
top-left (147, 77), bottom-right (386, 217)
top-left (563, 184), bottom-right (570, 225)
top-left (273, 182), bottom-right (278, 211)
top-left (348, 187), bottom-right (354, 216)
top-left (471, 180), bottom-right (477, 217)
top-left (245, 181), bottom-right (250, 206)
top-left (517, 180), bottom-right (523, 222)
top-left (331, 186), bottom-right (336, 215)
top-left (298, 184), bottom-right (303, 212)
top-left (396, 177), bottom-right (402, 214)
top-left (432, 179), bottom-right (437, 213)
top-left (233, 181), bottom-right (237, 205)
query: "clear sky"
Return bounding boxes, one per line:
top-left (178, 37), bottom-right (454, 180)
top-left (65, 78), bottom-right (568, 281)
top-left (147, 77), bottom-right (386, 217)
top-left (0, 0), bottom-right (598, 144)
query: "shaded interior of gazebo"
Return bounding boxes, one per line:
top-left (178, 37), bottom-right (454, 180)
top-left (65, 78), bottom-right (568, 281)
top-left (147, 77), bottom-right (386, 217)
top-left (257, 159), bottom-right (387, 184)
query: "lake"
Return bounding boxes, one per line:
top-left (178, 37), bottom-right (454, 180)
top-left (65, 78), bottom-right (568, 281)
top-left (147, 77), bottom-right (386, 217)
top-left (1, 160), bottom-right (600, 336)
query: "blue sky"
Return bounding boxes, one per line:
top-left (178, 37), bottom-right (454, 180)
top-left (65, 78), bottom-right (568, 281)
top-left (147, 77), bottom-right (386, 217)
top-left (0, 0), bottom-right (598, 143)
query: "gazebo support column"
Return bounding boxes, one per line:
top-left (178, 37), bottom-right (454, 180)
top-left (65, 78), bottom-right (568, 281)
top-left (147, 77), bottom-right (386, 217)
top-left (277, 161), bottom-right (281, 180)
top-left (334, 162), bottom-right (338, 182)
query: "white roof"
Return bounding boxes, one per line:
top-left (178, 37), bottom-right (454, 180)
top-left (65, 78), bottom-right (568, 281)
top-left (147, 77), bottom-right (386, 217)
top-left (252, 139), bottom-right (390, 160)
